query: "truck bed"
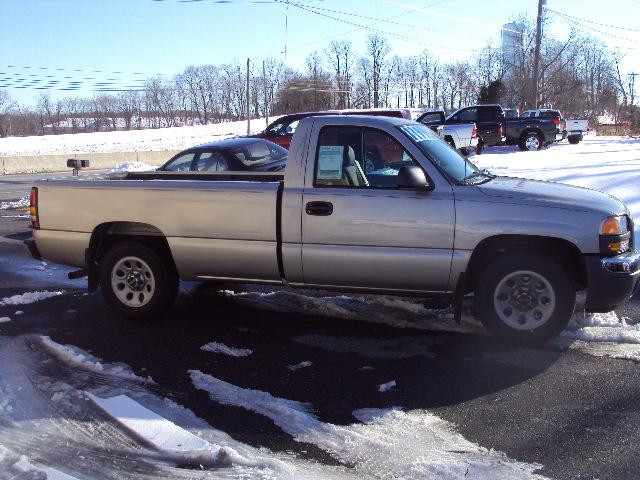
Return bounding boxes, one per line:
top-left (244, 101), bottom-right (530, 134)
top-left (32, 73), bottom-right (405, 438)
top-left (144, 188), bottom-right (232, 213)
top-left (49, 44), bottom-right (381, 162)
top-left (120, 171), bottom-right (285, 182)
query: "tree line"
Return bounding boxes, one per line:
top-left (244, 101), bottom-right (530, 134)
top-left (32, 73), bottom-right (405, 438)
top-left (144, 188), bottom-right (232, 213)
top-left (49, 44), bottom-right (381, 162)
top-left (0, 19), bottom-right (638, 137)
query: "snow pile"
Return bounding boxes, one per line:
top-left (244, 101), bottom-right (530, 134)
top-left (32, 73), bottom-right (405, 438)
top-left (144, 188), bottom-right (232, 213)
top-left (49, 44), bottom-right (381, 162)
top-left (378, 380), bottom-right (396, 392)
top-left (200, 342), bottom-right (252, 357)
top-left (0, 290), bottom-right (63, 306)
top-left (190, 370), bottom-right (547, 479)
top-left (40, 336), bottom-right (152, 382)
top-left (0, 196), bottom-right (29, 210)
top-left (0, 117), bottom-right (276, 157)
top-left (87, 393), bottom-right (273, 469)
top-left (106, 161), bottom-right (156, 173)
top-left (553, 311), bottom-right (640, 361)
top-left (287, 361), bottom-right (312, 371)
top-left (12, 456), bottom-right (79, 480)
top-left (221, 288), bottom-right (483, 335)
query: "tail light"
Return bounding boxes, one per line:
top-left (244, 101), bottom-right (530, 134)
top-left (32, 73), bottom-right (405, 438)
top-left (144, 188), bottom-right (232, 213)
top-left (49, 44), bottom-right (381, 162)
top-left (471, 123), bottom-right (477, 138)
top-left (499, 125), bottom-right (503, 137)
top-left (552, 118), bottom-right (560, 126)
top-left (29, 187), bottom-right (39, 229)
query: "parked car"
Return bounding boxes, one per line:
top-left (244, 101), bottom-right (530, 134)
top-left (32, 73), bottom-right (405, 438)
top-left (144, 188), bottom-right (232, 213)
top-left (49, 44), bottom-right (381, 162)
top-left (26, 115), bottom-right (639, 343)
top-left (158, 138), bottom-right (288, 173)
top-left (416, 110), bottom-right (478, 154)
top-left (445, 105), bottom-right (563, 151)
top-left (249, 109), bottom-right (412, 149)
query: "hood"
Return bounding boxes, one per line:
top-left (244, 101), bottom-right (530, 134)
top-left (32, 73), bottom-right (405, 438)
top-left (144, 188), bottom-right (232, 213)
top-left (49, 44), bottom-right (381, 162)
top-left (477, 176), bottom-right (627, 215)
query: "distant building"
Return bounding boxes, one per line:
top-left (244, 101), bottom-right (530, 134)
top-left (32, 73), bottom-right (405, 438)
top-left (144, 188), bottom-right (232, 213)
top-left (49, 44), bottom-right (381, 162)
top-left (501, 22), bottom-right (525, 80)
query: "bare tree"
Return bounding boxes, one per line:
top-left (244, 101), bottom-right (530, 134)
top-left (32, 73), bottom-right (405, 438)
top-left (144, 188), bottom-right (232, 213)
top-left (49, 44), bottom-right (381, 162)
top-left (366, 34), bottom-right (390, 108)
top-left (0, 90), bottom-right (15, 137)
top-left (326, 40), bottom-right (354, 109)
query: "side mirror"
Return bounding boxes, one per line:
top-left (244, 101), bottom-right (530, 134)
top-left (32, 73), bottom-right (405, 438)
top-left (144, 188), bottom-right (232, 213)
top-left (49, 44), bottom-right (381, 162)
top-left (397, 165), bottom-right (434, 191)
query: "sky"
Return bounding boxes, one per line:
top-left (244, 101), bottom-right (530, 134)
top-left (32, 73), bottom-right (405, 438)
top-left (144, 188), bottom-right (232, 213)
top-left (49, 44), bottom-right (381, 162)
top-left (1, 0), bottom-right (639, 106)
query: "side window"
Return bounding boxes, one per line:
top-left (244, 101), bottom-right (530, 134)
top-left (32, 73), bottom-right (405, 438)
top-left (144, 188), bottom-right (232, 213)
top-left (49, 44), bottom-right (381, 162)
top-left (314, 126), bottom-right (418, 189)
top-left (459, 108), bottom-right (478, 122)
top-left (163, 152), bottom-right (195, 171)
top-left (314, 126), bottom-right (367, 187)
top-left (195, 151), bottom-right (226, 171)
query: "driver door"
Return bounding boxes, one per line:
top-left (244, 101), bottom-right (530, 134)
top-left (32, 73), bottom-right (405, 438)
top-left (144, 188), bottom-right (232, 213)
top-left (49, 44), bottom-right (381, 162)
top-left (301, 124), bottom-right (455, 293)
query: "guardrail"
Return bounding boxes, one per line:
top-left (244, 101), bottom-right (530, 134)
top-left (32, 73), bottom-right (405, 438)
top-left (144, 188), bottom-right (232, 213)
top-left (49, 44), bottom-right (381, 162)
top-left (0, 150), bottom-right (181, 174)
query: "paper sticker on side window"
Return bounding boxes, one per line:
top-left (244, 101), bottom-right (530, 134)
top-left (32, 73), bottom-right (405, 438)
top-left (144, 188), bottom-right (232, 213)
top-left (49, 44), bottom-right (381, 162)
top-left (317, 146), bottom-right (344, 179)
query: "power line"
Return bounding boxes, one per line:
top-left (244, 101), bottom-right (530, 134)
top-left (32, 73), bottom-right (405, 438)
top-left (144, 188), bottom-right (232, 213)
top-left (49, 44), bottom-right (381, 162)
top-left (375, 0), bottom-right (525, 35)
top-left (546, 8), bottom-right (640, 33)
top-left (547, 9), bottom-right (640, 44)
top-left (279, 1), bottom-right (471, 51)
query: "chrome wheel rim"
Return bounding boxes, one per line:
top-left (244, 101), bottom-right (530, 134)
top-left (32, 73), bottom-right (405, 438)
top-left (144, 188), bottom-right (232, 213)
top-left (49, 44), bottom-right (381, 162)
top-left (493, 270), bottom-right (556, 330)
top-left (111, 256), bottom-right (155, 308)
top-left (525, 136), bottom-right (540, 150)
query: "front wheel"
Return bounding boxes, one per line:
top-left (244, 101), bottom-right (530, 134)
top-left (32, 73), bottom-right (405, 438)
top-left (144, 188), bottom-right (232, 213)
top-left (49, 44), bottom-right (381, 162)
top-left (519, 132), bottom-right (543, 151)
top-left (475, 253), bottom-right (575, 343)
top-left (100, 241), bottom-right (178, 320)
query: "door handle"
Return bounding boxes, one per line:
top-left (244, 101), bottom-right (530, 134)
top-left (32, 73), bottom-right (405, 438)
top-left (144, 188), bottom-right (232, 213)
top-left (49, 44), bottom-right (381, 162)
top-left (305, 201), bottom-right (333, 216)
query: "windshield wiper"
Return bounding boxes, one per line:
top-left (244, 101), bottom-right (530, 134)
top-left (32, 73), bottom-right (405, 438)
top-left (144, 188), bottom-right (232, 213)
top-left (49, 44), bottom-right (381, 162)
top-left (460, 169), bottom-right (495, 184)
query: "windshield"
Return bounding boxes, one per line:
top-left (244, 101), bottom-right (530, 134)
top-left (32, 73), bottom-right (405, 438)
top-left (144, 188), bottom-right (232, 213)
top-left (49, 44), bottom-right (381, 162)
top-left (229, 141), bottom-right (288, 167)
top-left (399, 124), bottom-right (482, 183)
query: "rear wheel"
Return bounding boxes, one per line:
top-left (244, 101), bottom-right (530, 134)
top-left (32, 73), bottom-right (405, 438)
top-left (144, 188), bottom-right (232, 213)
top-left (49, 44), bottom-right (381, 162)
top-left (519, 132), bottom-right (543, 151)
top-left (100, 241), bottom-right (178, 320)
top-left (476, 253), bottom-right (575, 343)
top-left (568, 136), bottom-right (580, 144)
top-left (475, 140), bottom-right (484, 155)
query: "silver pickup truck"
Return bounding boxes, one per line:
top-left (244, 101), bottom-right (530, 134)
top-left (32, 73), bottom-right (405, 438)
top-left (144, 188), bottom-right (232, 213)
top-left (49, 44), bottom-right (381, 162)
top-left (25, 116), bottom-right (639, 343)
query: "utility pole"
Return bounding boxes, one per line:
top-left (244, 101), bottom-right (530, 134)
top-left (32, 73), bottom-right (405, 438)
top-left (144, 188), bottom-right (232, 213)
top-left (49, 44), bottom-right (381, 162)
top-left (629, 72), bottom-right (639, 107)
top-left (531, 0), bottom-right (545, 108)
top-left (246, 58), bottom-right (250, 135)
top-left (263, 60), bottom-right (268, 128)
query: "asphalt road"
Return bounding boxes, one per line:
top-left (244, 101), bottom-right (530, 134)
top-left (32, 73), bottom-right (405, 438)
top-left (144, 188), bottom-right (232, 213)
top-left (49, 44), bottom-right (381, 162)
top-left (1, 215), bottom-right (640, 479)
top-left (0, 170), bottom-right (107, 202)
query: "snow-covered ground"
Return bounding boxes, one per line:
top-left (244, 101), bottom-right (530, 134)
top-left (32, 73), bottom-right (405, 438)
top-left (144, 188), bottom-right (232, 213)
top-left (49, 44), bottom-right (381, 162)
top-left (0, 117), bottom-right (275, 156)
top-left (0, 335), bottom-right (358, 479)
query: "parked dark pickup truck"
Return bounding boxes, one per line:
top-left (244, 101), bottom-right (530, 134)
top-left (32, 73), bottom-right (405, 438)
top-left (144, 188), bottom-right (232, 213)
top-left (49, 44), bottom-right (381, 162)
top-left (434, 104), bottom-right (563, 152)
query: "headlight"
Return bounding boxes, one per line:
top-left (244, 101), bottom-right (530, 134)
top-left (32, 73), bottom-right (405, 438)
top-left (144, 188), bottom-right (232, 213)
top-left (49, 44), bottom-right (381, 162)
top-left (599, 215), bottom-right (631, 255)
top-left (599, 215), bottom-right (629, 235)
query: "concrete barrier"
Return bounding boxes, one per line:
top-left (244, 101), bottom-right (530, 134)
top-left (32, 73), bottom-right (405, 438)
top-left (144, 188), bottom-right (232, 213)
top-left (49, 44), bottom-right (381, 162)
top-left (1, 150), bottom-right (181, 174)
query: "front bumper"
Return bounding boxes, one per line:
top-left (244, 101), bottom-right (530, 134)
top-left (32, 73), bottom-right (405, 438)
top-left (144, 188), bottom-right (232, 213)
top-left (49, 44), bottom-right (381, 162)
top-left (585, 251), bottom-right (640, 312)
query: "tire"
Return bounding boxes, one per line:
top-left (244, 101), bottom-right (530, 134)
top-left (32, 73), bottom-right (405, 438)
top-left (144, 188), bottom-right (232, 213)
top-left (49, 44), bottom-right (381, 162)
top-left (100, 241), bottom-right (178, 320)
top-left (475, 253), bottom-right (575, 343)
top-left (475, 140), bottom-right (484, 155)
top-left (518, 132), bottom-right (543, 151)
top-left (459, 147), bottom-right (469, 156)
top-left (568, 136), bottom-right (580, 144)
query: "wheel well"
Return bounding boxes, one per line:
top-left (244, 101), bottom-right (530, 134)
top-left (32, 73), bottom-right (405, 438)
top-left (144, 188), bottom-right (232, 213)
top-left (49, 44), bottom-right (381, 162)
top-left (520, 129), bottom-right (543, 142)
top-left (465, 235), bottom-right (586, 294)
top-left (88, 222), bottom-right (178, 290)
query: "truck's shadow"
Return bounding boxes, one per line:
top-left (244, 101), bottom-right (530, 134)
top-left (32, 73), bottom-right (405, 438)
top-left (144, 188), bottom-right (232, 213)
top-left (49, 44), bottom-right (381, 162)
top-left (22, 280), bottom-right (562, 459)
